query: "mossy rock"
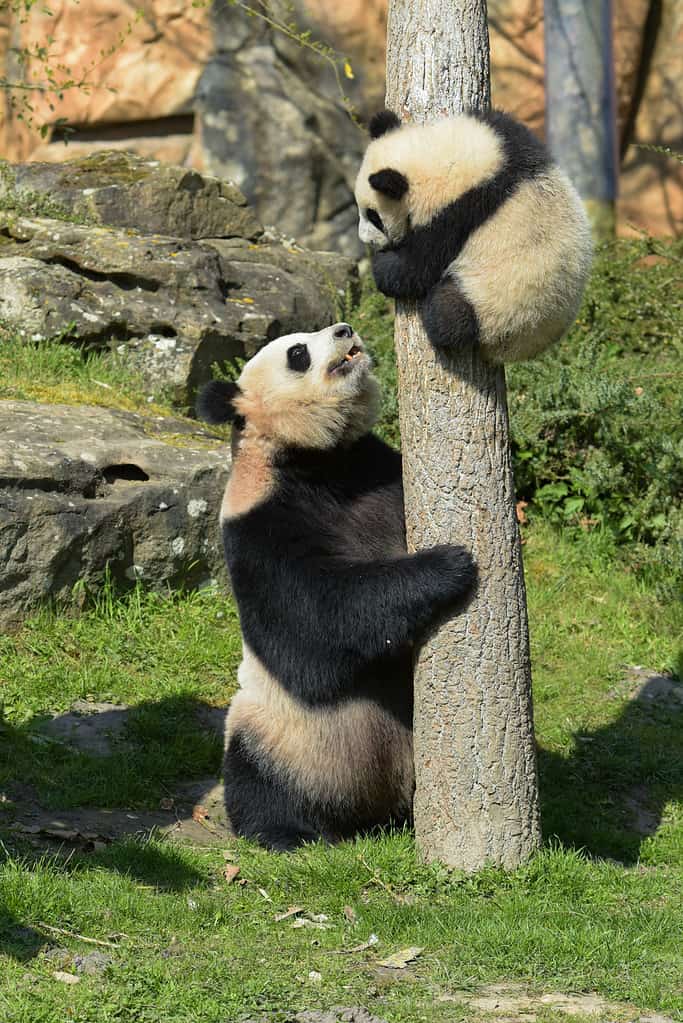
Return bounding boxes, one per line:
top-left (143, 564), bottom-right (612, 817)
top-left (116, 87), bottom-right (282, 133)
top-left (0, 152), bottom-right (263, 241)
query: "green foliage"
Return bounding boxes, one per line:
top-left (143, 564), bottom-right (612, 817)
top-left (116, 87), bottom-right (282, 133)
top-left (507, 238), bottom-right (682, 588)
top-left (353, 277), bottom-right (400, 448)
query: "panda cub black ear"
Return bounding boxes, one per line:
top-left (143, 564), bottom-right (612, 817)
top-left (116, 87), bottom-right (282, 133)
top-left (368, 168), bottom-right (409, 201)
top-left (196, 379), bottom-right (243, 426)
top-left (368, 109), bottom-right (402, 139)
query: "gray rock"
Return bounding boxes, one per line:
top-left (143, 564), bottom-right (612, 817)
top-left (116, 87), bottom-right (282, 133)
top-left (0, 151), bottom-right (263, 241)
top-left (0, 204), bottom-right (357, 402)
top-left (196, 6), bottom-right (365, 258)
top-left (73, 952), bottom-right (113, 976)
top-left (0, 210), bottom-right (357, 398)
top-left (0, 401), bottom-right (230, 623)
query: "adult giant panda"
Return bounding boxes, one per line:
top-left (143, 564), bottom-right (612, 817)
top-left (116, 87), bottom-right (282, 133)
top-left (197, 323), bottom-right (475, 851)
top-left (355, 109), bottom-right (593, 363)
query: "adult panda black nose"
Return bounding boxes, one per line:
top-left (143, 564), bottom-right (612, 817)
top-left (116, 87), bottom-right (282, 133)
top-left (333, 323), bottom-right (354, 340)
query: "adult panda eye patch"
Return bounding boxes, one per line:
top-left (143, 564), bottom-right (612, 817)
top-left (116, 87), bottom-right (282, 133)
top-left (287, 343), bottom-right (311, 373)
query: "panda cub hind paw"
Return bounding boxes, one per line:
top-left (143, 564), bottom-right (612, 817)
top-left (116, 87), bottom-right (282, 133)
top-left (421, 277), bottom-right (480, 352)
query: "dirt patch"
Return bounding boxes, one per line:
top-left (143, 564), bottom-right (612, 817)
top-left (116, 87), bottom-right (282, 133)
top-left (439, 983), bottom-right (677, 1022)
top-left (38, 701), bottom-right (131, 757)
top-left (242, 1012), bottom-right (389, 1023)
top-left (623, 784), bottom-right (661, 836)
top-left (36, 700), bottom-right (227, 757)
top-left (4, 777), bottom-right (232, 851)
top-left (611, 668), bottom-right (683, 710)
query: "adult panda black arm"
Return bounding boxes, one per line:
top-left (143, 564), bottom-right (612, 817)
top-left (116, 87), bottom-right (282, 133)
top-left (226, 535), bottom-right (474, 707)
top-left (371, 110), bottom-right (552, 302)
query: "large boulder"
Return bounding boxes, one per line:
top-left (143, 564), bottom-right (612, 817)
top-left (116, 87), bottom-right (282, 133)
top-left (0, 154), bottom-right (358, 403)
top-left (0, 401), bottom-right (230, 624)
top-left (195, 4), bottom-right (366, 258)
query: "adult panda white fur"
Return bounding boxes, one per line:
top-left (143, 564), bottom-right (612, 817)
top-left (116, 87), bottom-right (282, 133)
top-left (196, 323), bottom-right (475, 851)
top-left (355, 109), bottom-right (593, 363)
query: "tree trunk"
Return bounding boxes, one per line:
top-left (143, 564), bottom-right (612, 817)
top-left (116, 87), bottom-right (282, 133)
top-left (385, 0), bottom-right (541, 870)
top-left (544, 0), bottom-right (618, 239)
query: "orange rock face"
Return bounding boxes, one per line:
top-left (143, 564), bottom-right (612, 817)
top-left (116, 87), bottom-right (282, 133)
top-left (0, 0), bottom-right (210, 163)
top-left (488, 0), bottom-right (682, 236)
top-left (0, 0), bottom-right (680, 237)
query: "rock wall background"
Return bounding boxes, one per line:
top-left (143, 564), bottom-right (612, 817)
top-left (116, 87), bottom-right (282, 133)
top-left (0, 0), bottom-right (680, 242)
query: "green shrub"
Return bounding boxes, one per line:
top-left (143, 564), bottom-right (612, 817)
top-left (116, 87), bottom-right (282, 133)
top-left (507, 238), bottom-right (682, 552)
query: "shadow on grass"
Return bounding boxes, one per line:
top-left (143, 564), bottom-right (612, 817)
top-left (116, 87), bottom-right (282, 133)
top-left (0, 839), bottom-right (206, 961)
top-left (539, 674), bottom-right (683, 863)
top-left (0, 695), bottom-right (228, 960)
top-left (0, 695), bottom-right (225, 811)
top-left (0, 912), bottom-right (46, 963)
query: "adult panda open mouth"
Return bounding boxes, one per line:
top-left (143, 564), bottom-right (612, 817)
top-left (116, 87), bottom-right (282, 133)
top-left (328, 342), bottom-right (365, 376)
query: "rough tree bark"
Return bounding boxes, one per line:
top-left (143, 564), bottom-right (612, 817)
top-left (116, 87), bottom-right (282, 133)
top-left (385, 0), bottom-right (541, 870)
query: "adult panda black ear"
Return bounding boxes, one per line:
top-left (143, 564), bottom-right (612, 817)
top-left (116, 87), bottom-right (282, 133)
top-left (368, 168), bottom-right (409, 201)
top-left (368, 109), bottom-right (402, 139)
top-left (196, 379), bottom-right (243, 426)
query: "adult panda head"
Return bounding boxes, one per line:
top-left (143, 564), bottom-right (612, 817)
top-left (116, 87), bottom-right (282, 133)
top-left (197, 322), bottom-right (380, 451)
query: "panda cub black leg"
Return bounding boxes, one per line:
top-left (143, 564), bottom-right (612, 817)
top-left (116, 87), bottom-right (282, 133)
top-left (421, 275), bottom-right (480, 351)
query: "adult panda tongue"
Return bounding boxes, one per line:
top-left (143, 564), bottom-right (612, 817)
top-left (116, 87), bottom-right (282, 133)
top-left (329, 345), bottom-right (362, 374)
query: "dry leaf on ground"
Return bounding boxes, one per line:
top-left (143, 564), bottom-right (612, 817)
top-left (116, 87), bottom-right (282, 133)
top-left (376, 946), bottom-right (423, 969)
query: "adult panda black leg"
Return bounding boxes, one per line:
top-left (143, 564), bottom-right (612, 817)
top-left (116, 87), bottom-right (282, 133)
top-left (224, 732), bottom-right (335, 852)
top-left (421, 275), bottom-right (480, 352)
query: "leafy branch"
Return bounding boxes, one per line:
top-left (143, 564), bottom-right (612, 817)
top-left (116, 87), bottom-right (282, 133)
top-left (207, 0), bottom-right (360, 124)
top-left (0, 1), bottom-right (142, 137)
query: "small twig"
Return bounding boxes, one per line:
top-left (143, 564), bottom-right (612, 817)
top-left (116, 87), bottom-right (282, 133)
top-left (36, 921), bottom-right (122, 948)
top-left (357, 855), bottom-right (393, 894)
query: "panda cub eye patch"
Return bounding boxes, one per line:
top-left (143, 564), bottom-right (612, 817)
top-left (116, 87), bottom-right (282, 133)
top-left (366, 208), bottom-right (385, 233)
top-left (287, 343), bottom-right (311, 373)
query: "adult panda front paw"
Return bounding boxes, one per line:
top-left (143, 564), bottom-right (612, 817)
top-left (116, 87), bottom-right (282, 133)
top-left (432, 544), bottom-right (477, 599)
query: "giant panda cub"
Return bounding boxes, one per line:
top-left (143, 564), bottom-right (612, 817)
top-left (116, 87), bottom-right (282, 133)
top-left (197, 323), bottom-right (475, 851)
top-left (355, 109), bottom-right (593, 363)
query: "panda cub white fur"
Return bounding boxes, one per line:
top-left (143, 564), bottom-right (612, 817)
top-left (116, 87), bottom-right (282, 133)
top-left (355, 109), bottom-right (593, 363)
top-left (197, 323), bottom-right (475, 851)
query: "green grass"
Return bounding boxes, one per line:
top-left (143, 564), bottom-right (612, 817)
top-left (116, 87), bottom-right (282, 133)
top-left (1, 525), bottom-right (681, 1022)
top-left (1, 838), bottom-right (681, 1023)
top-left (0, 333), bottom-right (173, 416)
top-left (0, 586), bottom-right (241, 809)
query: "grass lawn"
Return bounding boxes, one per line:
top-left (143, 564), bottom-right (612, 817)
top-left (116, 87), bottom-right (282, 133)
top-left (1, 524), bottom-right (681, 1023)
